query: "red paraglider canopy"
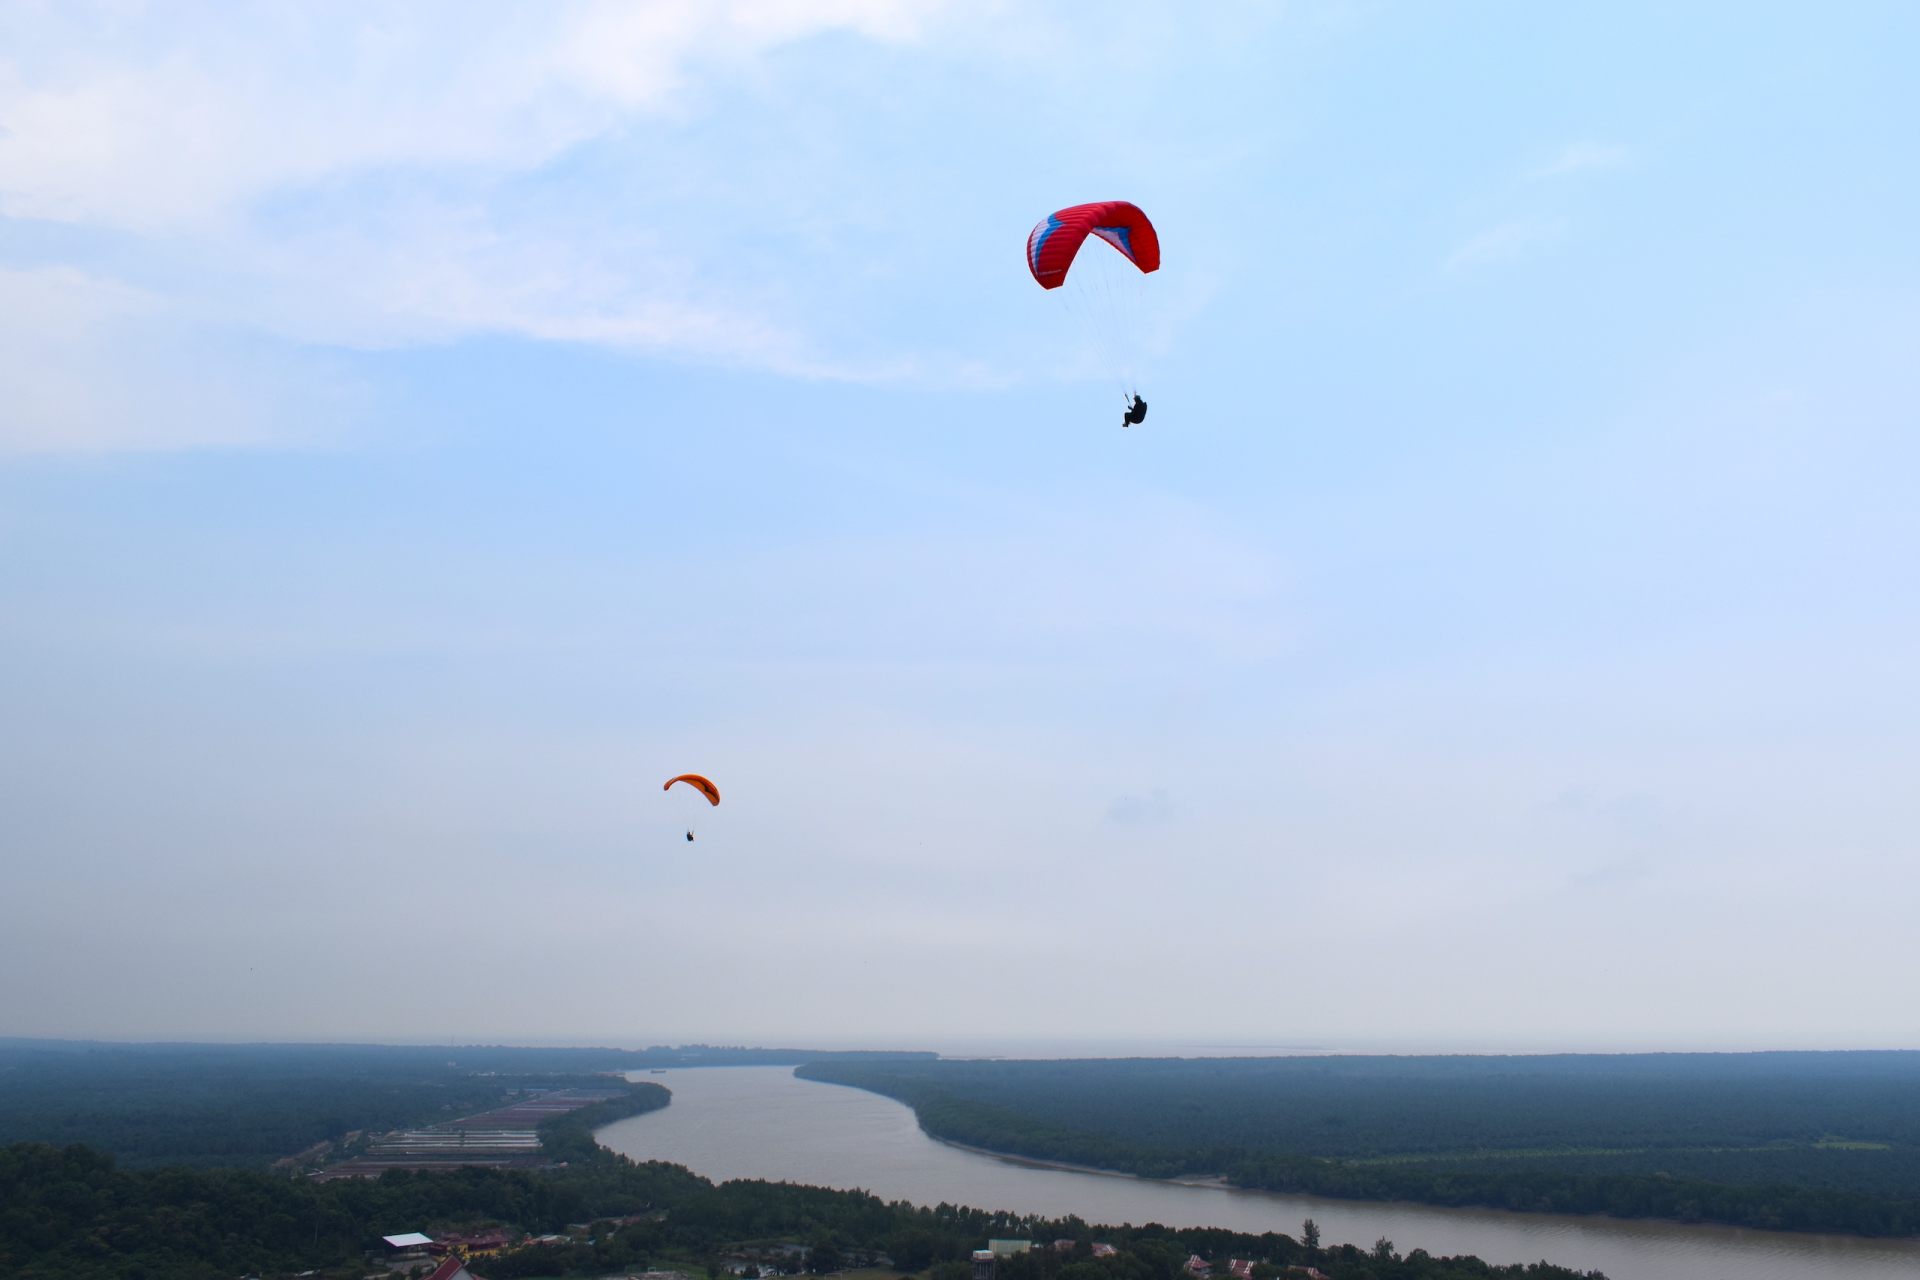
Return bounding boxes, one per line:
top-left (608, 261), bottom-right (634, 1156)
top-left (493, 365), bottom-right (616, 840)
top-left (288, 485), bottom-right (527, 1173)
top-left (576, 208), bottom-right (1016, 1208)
top-left (663, 774), bottom-right (720, 806)
top-left (1026, 201), bottom-right (1160, 290)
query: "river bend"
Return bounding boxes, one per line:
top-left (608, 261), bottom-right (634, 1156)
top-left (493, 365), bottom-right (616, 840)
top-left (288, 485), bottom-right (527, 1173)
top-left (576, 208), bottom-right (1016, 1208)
top-left (596, 1066), bottom-right (1920, 1280)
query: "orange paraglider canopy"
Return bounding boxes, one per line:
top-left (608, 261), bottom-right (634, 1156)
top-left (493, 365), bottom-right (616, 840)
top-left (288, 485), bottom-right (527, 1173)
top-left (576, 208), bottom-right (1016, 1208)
top-left (664, 773), bottom-right (721, 806)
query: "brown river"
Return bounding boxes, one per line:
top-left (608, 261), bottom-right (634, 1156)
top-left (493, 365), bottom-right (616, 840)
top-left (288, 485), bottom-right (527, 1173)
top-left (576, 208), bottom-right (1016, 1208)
top-left (596, 1066), bottom-right (1920, 1280)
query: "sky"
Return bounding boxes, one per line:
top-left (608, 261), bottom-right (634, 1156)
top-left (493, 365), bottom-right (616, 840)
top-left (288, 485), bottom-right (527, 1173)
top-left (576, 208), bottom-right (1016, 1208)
top-left (3, 2), bottom-right (1917, 1052)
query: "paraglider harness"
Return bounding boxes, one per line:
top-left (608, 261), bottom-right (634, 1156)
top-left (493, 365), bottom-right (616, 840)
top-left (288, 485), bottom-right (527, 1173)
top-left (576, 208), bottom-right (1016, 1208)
top-left (1123, 394), bottom-right (1148, 427)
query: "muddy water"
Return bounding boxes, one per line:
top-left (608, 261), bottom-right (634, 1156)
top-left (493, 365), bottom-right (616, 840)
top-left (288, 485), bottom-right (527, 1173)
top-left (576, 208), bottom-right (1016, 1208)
top-left (597, 1067), bottom-right (1920, 1280)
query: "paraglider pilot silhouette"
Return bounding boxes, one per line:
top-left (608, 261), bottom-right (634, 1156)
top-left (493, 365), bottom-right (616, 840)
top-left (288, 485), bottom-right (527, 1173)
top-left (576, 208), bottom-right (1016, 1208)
top-left (1123, 394), bottom-right (1148, 427)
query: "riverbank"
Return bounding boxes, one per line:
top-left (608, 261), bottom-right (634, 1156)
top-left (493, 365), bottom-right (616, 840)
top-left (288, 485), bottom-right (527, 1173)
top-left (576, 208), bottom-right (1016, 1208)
top-left (597, 1065), bottom-right (1920, 1280)
top-left (921, 1133), bottom-right (1810, 1240)
top-left (933, 1136), bottom-right (1232, 1189)
top-left (794, 1055), bottom-right (1920, 1239)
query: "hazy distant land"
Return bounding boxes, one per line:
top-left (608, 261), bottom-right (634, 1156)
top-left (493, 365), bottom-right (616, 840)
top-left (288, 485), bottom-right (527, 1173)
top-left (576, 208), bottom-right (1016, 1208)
top-left (798, 1053), bottom-right (1920, 1237)
top-left (0, 1038), bottom-right (926, 1168)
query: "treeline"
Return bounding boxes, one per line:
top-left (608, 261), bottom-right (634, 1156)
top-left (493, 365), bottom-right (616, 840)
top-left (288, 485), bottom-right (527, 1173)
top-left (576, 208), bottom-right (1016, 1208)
top-left (628, 1044), bottom-right (940, 1068)
top-left (0, 1139), bottom-right (1606, 1280)
top-left (985, 1230), bottom-right (1603, 1280)
top-left (539, 1081), bottom-right (672, 1164)
top-left (0, 1139), bottom-right (701, 1279)
top-left (796, 1054), bottom-right (1920, 1237)
top-left (0, 1044), bottom-right (523, 1168)
top-left (0, 1038), bottom-right (933, 1076)
top-left (0, 1039), bottom-right (924, 1168)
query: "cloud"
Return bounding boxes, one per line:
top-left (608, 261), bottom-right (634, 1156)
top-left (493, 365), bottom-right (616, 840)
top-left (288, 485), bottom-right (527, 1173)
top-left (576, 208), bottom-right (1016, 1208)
top-left (0, 2), bottom-right (945, 233)
top-left (1442, 217), bottom-right (1565, 275)
top-left (1531, 140), bottom-right (1633, 179)
top-left (1428, 140), bottom-right (1627, 282)
top-left (226, 197), bottom-right (853, 375)
top-left (0, 2), bottom-right (955, 451)
top-left (0, 265), bottom-right (357, 454)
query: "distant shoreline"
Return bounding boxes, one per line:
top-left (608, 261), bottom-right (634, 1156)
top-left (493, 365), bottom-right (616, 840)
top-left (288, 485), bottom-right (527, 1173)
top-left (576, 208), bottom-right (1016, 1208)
top-left (797, 1057), bottom-right (1920, 1242)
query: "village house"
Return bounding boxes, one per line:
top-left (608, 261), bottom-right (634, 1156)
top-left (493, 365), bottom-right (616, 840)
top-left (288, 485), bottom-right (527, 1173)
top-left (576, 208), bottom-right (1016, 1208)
top-left (973, 1239), bottom-right (1033, 1280)
top-left (381, 1231), bottom-right (433, 1259)
top-left (423, 1258), bottom-right (486, 1280)
top-left (430, 1227), bottom-right (519, 1258)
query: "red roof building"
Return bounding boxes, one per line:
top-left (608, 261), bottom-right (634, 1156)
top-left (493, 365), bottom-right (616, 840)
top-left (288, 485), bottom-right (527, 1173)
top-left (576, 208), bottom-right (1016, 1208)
top-left (430, 1228), bottom-right (519, 1257)
top-left (425, 1259), bottom-right (484, 1280)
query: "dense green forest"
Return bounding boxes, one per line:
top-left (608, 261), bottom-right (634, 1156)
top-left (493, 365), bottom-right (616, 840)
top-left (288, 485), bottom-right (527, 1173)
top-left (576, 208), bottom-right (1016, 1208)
top-left (0, 1047), bottom-right (1604, 1278)
top-left (797, 1053), bottom-right (1920, 1237)
top-left (0, 1135), bottom-right (1606, 1280)
top-left (0, 1039), bottom-right (922, 1168)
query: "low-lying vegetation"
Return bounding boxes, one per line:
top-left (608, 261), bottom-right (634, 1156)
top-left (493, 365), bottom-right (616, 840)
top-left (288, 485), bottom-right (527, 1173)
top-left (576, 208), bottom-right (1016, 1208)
top-left (798, 1052), bottom-right (1920, 1236)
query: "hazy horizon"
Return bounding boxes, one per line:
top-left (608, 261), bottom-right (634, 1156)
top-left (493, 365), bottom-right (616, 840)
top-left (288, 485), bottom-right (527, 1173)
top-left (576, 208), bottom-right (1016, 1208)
top-left (5, 4), bottom-right (1917, 1051)
top-left (10, 1032), bottom-right (1919, 1058)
